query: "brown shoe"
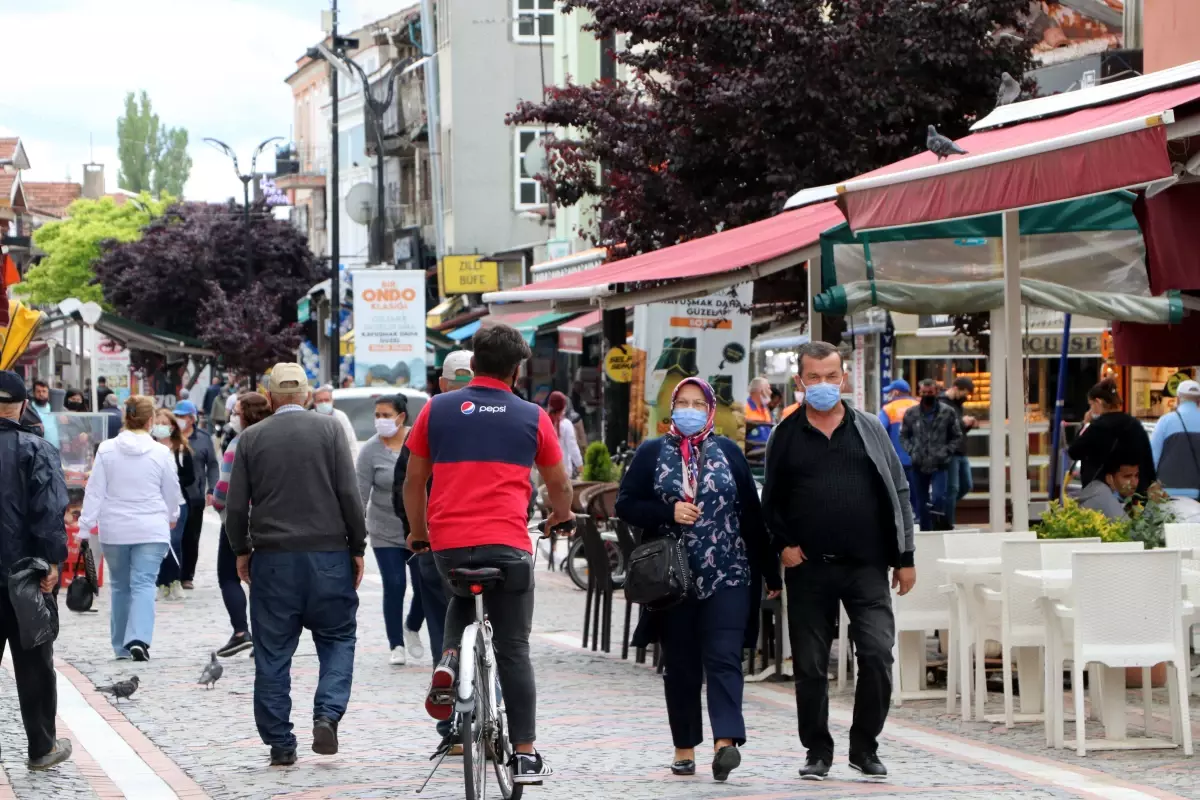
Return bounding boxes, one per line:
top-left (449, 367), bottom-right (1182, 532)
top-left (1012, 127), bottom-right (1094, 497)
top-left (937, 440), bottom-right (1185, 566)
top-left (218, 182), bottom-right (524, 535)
top-left (28, 739), bottom-right (72, 771)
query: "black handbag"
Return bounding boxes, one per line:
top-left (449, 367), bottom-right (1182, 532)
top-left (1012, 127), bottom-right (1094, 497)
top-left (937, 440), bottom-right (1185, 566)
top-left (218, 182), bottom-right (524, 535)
top-left (65, 540), bottom-right (98, 613)
top-left (624, 534), bottom-right (691, 610)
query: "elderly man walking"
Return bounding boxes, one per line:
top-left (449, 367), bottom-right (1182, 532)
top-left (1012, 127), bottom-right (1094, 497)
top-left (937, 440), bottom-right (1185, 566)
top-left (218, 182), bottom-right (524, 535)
top-left (225, 363), bottom-right (367, 767)
top-left (0, 371), bottom-right (72, 770)
top-left (761, 342), bottom-right (915, 781)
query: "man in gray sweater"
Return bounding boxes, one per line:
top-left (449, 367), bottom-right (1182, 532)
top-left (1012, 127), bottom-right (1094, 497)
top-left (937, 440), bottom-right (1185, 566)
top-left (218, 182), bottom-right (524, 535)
top-left (225, 363), bottom-right (367, 767)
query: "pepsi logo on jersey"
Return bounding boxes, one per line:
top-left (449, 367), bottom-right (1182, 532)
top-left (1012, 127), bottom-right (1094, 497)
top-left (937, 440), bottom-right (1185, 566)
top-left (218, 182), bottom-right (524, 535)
top-left (460, 401), bottom-right (475, 415)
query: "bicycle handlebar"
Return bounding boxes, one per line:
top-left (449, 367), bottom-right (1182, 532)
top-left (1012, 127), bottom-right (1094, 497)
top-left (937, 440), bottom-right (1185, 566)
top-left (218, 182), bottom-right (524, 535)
top-left (532, 517), bottom-right (576, 538)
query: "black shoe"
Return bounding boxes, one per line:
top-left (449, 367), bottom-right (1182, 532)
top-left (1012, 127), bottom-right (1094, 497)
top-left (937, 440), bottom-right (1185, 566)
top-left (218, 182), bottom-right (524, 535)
top-left (312, 717), bottom-right (338, 755)
top-left (849, 751), bottom-right (887, 779)
top-left (799, 757), bottom-right (831, 781)
top-left (670, 759), bottom-right (695, 776)
top-left (127, 641), bottom-right (149, 662)
top-left (426, 652), bottom-right (459, 721)
top-left (217, 632), bottom-right (253, 658)
top-left (270, 746), bottom-right (296, 766)
top-left (27, 739), bottom-right (72, 771)
top-left (711, 746), bottom-right (741, 782)
top-left (511, 751), bottom-right (552, 785)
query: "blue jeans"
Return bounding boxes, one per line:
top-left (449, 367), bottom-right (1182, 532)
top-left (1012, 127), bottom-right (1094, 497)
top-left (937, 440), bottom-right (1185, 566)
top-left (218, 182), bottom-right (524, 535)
top-left (103, 541), bottom-right (170, 657)
top-left (249, 551), bottom-right (359, 750)
top-left (156, 504), bottom-right (188, 587)
top-left (413, 550), bottom-right (453, 737)
top-left (943, 454), bottom-right (974, 528)
top-left (911, 469), bottom-right (949, 531)
top-left (372, 546), bottom-right (425, 649)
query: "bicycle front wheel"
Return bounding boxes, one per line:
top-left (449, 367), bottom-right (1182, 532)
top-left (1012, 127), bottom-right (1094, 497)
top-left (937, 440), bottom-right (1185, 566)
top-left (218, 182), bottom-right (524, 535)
top-left (461, 706), bottom-right (486, 800)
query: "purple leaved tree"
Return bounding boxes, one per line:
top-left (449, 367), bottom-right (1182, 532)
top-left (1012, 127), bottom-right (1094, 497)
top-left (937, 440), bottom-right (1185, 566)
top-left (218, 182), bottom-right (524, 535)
top-left (93, 201), bottom-right (322, 375)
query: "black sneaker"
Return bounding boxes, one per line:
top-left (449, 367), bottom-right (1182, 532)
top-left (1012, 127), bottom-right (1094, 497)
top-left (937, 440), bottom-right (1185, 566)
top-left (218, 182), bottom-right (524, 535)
top-left (670, 759), bottom-right (695, 776)
top-left (217, 632), bottom-right (253, 658)
top-left (127, 641), bottom-right (149, 662)
top-left (27, 738), bottom-right (72, 771)
top-left (849, 751), bottom-right (887, 779)
top-left (512, 751), bottom-right (553, 785)
top-left (270, 746), bottom-right (296, 766)
top-left (711, 745), bottom-right (740, 782)
top-left (426, 652), bottom-right (458, 721)
top-left (312, 717), bottom-right (338, 755)
top-left (799, 757), bottom-right (831, 781)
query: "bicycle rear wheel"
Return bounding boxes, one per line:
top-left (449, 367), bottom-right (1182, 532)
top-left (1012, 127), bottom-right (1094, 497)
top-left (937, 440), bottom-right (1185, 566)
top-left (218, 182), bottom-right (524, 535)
top-left (461, 706), bottom-right (486, 800)
top-left (485, 666), bottom-right (521, 799)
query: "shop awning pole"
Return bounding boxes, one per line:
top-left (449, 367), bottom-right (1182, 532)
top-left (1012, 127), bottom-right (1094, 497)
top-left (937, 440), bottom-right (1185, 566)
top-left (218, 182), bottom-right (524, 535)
top-left (807, 257), bottom-right (823, 342)
top-left (1003, 211), bottom-right (1031, 533)
top-left (989, 308), bottom-right (1008, 533)
top-left (1048, 313), bottom-right (1073, 502)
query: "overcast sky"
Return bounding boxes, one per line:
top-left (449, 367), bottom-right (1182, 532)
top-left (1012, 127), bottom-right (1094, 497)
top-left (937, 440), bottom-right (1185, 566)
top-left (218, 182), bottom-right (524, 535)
top-left (0, 0), bottom-right (415, 202)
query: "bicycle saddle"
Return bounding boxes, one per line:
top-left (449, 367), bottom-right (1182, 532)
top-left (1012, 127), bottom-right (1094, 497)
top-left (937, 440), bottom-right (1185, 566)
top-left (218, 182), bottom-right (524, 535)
top-left (448, 567), bottom-right (504, 584)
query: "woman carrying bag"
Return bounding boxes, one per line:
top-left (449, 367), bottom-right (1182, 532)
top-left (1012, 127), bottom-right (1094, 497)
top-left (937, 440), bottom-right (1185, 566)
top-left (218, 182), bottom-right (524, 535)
top-left (152, 409), bottom-right (194, 602)
top-left (616, 377), bottom-right (781, 782)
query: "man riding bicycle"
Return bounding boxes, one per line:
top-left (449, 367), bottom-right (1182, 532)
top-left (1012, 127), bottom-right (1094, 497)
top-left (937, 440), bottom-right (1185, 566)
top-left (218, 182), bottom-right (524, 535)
top-left (403, 324), bottom-right (574, 785)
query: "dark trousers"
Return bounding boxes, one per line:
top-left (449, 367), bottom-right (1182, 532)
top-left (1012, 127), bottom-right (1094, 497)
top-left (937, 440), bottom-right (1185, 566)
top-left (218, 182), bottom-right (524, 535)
top-left (156, 503), bottom-right (188, 587)
top-left (435, 545), bottom-right (536, 743)
top-left (910, 469), bottom-right (948, 531)
top-left (415, 550), bottom-right (453, 737)
top-left (373, 546), bottom-right (425, 649)
top-left (0, 591), bottom-right (57, 759)
top-left (661, 585), bottom-right (751, 749)
top-left (944, 455), bottom-right (973, 528)
top-left (217, 525), bottom-right (248, 634)
top-left (249, 550), bottom-right (359, 750)
top-left (180, 497), bottom-right (206, 582)
top-left (786, 560), bottom-right (895, 761)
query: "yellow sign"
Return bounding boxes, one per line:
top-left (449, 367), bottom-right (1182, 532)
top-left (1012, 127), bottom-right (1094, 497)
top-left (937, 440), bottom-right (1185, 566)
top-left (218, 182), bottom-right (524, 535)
top-left (442, 255), bottom-right (500, 294)
top-left (426, 295), bottom-right (466, 328)
top-left (604, 345), bottom-right (635, 383)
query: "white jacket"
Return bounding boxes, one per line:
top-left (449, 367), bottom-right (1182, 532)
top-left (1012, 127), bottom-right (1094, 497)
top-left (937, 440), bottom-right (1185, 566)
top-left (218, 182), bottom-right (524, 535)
top-left (79, 431), bottom-right (183, 546)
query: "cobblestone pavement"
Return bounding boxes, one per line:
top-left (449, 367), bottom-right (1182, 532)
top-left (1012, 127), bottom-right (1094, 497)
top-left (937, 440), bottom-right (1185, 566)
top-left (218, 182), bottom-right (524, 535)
top-left (0, 510), bottom-right (1196, 798)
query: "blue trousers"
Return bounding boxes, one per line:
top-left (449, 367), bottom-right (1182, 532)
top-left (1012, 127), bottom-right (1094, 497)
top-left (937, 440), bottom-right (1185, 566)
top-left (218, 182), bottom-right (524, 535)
top-left (103, 541), bottom-right (169, 657)
top-left (372, 546), bottom-right (425, 649)
top-left (249, 551), bottom-right (359, 750)
top-left (943, 455), bottom-right (974, 528)
top-left (661, 585), bottom-right (751, 749)
top-left (911, 469), bottom-right (949, 531)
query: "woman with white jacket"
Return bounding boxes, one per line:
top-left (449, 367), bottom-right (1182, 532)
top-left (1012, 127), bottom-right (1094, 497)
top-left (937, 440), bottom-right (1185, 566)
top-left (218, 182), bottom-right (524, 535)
top-left (79, 396), bottom-right (183, 661)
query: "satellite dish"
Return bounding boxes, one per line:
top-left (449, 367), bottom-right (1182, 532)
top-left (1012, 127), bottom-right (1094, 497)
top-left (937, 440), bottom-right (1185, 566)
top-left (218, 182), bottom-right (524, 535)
top-left (345, 183), bottom-right (377, 225)
top-left (523, 137), bottom-right (548, 178)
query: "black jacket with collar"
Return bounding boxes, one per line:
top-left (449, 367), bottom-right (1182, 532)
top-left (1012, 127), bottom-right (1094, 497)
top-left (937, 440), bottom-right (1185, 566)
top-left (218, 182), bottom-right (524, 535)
top-left (0, 418), bottom-right (69, 584)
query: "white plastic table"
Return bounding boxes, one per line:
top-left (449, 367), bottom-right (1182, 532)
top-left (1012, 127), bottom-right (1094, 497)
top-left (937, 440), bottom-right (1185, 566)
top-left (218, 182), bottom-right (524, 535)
top-left (937, 557), bottom-right (1003, 721)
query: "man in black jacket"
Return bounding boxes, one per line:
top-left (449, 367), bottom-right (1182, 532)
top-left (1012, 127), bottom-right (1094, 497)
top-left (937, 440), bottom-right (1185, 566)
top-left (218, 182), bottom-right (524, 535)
top-left (0, 371), bottom-right (72, 770)
top-left (900, 379), bottom-right (963, 531)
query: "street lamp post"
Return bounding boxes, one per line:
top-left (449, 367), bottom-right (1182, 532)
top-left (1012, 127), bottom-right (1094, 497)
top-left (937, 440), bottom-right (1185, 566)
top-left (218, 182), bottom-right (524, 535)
top-left (202, 135), bottom-right (284, 389)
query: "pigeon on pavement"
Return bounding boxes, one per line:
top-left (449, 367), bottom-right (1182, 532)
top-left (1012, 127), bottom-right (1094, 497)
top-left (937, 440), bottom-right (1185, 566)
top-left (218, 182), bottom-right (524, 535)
top-left (97, 676), bottom-right (140, 702)
top-left (198, 652), bottom-right (223, 690)
top-left (926, 126), bottom-right (968, 160)
top-left (996, 72), bottom-right (1021, 107)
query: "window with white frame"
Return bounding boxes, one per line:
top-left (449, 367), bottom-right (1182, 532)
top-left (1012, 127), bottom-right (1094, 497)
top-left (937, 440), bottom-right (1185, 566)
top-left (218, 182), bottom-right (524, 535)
top-left (513, 0), bottom-right (554, 42)
top-left (514, 127), bottom-right (550, 209)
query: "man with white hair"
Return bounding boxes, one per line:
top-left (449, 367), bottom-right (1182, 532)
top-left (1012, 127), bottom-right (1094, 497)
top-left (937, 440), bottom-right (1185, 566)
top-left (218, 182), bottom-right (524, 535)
top-left (225, 363), bottom-right (367, 767)
top-left (1151, 379), bottom-right (1200, 499)
top-left (312, 384), bottom-right (358, 459)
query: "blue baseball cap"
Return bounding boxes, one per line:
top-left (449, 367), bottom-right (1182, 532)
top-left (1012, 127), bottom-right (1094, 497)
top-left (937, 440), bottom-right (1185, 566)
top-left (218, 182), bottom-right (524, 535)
top-left (882, 379), bottom-right (911, 395)
top-left (173, 399), bottom-right (199, 417)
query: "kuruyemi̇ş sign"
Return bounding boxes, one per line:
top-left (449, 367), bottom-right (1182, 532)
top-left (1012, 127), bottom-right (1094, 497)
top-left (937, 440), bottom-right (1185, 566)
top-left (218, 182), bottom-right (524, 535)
top-left (352, 269), bottom-right (426, 387)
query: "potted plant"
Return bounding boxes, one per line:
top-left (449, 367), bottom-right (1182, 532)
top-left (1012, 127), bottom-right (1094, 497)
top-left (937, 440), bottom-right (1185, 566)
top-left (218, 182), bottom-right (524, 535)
top-left (1034, 499), bottom-right (1129, 542)
top-left (582, 442), bottom-right (619, 483)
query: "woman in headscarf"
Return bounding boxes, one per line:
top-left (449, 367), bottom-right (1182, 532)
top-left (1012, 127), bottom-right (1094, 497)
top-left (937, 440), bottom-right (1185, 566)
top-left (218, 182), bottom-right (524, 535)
top-left (615, 377), bottom-right (781, 783)
top-left (547, 391), bottom-right (583, 478)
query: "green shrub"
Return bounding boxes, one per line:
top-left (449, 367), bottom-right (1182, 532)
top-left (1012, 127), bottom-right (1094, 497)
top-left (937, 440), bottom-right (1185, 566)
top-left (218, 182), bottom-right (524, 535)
top-left (583, 442), bottom-right (619, 482)
top-left (1035, 499), bottom-right (1129, 542)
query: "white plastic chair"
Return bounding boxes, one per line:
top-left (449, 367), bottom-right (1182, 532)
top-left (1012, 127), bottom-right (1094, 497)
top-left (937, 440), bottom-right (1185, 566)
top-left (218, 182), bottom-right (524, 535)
top-left (980, 539), bottom-right (1099, 728)
top-left (1165, 523), bottom-right (1200, 685)
top-left (1056, 550), bottom-right (1193, 756)
top-left (890, 530), bottom-right (958, 705)
top-left (941, 531), bottom-right (1036, 720)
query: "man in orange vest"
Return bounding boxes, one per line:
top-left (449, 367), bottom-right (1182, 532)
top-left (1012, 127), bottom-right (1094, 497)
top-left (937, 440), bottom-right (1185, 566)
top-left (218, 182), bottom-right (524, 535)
top-left (779, 376), bottom-right (806, 421)
top-left (878, 380), bottom-right (919, 510)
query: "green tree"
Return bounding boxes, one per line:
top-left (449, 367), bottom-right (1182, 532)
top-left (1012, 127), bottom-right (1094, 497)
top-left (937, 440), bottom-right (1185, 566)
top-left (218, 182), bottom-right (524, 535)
top-left (19, 194), bottom-right (170, 305)
top-left (116, 91), bottom-right (192, 197)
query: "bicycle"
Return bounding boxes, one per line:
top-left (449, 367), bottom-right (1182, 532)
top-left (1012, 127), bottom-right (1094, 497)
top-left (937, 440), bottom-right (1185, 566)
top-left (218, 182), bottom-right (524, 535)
top-left (418, 518), bottom-right (576, 800)
top-left (563, 526), bottom-right (625, 591)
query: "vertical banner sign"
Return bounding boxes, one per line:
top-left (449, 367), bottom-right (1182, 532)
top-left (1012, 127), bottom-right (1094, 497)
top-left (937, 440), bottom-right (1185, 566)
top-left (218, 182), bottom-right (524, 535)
top-left (95, 338), bottom-right (131, 402)
top-left (852, 335), bottom-right (867, 410)
top-left (352, 270), bottom-right (426, 387)
top-left (632, 286), bottom-right (752, 447)
top-left (879, 313), bottom-right (895, 404)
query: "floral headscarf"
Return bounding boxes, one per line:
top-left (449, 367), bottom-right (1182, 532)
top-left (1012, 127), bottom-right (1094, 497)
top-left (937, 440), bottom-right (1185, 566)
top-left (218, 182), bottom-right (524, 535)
top-left (668, 377), bottom-right (716, 502)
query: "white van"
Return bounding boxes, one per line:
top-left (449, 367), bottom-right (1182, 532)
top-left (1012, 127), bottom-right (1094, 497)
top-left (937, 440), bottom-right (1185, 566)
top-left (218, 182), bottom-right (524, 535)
top-left (331, 387), bottom-right (430, 444)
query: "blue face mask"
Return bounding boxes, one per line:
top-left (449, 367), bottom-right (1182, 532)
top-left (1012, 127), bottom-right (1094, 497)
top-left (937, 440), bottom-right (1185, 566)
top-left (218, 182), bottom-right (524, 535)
top-left (804, 381), bottom-right (841, 412)
top-left (672, 408), bottom-right (708, 437)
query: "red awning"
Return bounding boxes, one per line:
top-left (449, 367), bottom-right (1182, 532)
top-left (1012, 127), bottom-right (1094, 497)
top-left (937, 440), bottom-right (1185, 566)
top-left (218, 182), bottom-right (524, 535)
top-left (786, 81), bottom-right (1200, 232)
top-left (483, 202), bottom-right (843, 308)
top-left (559, 309), bottom-right (603, 334)
top-left (1132, 182), bottom-right (1200, 294)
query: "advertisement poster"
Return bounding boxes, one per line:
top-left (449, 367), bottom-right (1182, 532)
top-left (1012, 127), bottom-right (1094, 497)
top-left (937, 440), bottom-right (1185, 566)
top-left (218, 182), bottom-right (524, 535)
top-left (95, 338), bottom-right (131, 402)
top-left (352, 270), bottom-right (425, 388)
top-left (632, 286), bottom-right (752, 446)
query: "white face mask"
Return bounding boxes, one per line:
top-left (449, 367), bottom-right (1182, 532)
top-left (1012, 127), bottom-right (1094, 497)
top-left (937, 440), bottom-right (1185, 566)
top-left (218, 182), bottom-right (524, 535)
top-left (315, 402), bottom-right (334, 415)
top-left (374, 417), bottom-right (399, 438)
top-left (228, 415), bottom-right (244, 433)
top-left (151, 424), bottom-right (172, 440)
